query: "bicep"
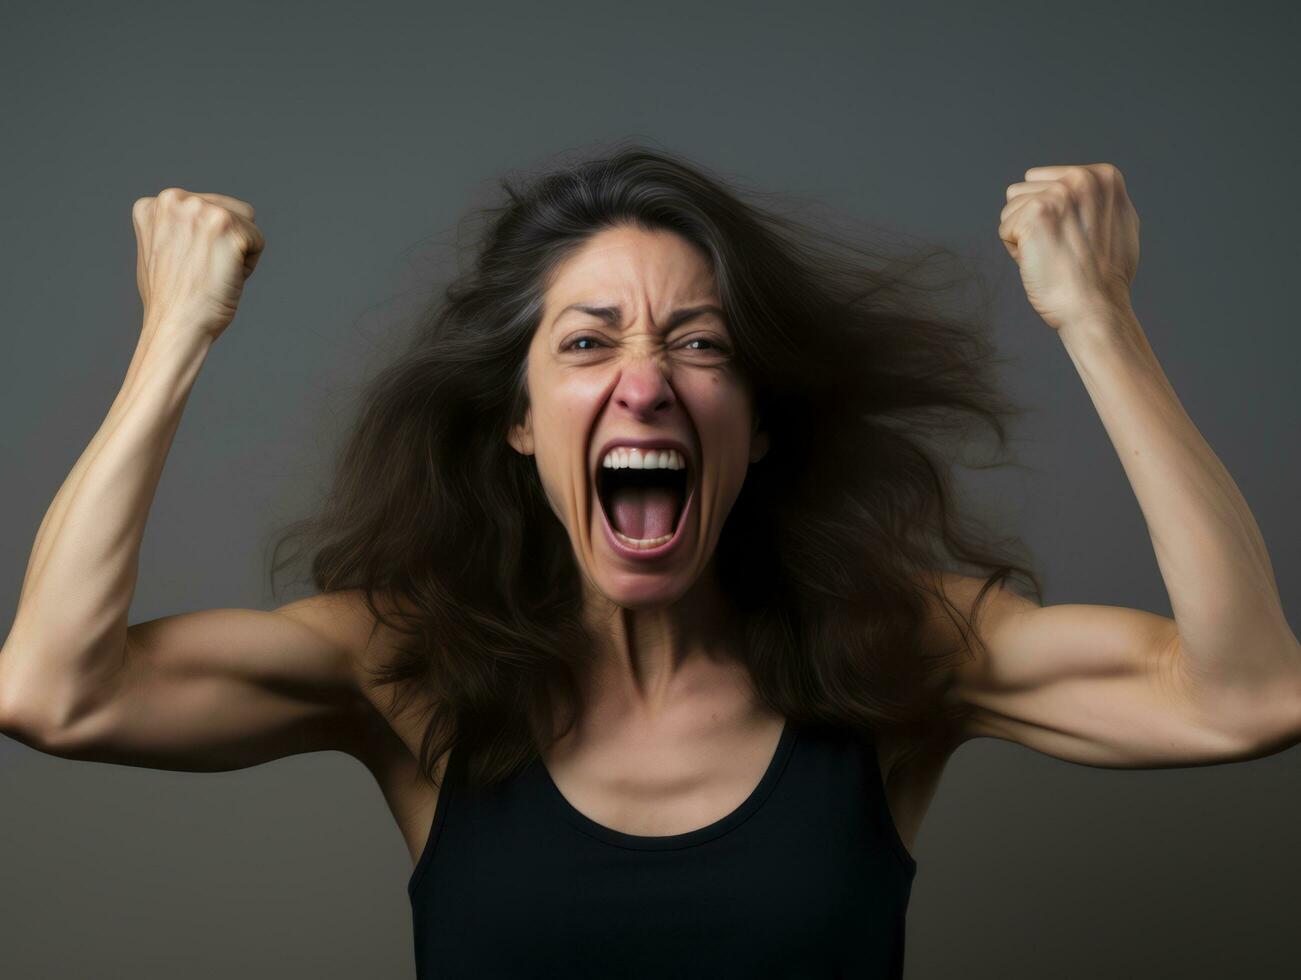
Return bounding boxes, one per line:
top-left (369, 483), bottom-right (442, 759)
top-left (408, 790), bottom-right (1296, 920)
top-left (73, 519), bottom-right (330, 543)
top-left (40, 592), bottom-right (382, 772)
top-left (931, 574), bottom-right (1253, 768)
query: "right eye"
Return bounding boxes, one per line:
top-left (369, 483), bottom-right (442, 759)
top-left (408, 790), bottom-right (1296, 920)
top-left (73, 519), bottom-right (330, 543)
top-left (563, 335), bottom-right (605, 351)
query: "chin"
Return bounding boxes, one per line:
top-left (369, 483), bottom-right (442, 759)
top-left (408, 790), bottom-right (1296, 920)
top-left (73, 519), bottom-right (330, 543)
top-left (586, 565), bottom-right (696, 611)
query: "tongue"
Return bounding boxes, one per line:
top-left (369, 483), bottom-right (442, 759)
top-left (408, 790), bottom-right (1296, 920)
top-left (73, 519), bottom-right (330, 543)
top-left (609, 485), bottom-right (681, 539)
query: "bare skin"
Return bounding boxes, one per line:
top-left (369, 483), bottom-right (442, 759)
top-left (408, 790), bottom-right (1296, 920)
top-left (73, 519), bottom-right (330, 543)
top-left (2, 170), bottom-right (1297, 891)
top-left (348, 614), bottom-right (931, 867)
top-left (364, 223), bottom-right (961, 864)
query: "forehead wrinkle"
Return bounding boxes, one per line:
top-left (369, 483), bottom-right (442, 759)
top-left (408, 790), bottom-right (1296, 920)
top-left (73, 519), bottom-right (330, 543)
top-left (549, 302), bottom-right (725, 334)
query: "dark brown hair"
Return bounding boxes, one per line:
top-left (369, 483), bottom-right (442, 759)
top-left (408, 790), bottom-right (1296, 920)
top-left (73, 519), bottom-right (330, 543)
top-left (269, 139), bottom-right (1042, 789)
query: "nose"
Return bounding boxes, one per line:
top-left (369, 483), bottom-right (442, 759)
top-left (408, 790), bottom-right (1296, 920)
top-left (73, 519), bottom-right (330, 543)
top-left (612, 352), bottom-right (675, 421)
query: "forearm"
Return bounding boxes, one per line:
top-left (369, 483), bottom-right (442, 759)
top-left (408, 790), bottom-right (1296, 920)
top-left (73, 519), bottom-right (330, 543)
top-left (2, 319), bottom-right (212, 728)
top-left (1058, 305), bottom-right (1298, 689)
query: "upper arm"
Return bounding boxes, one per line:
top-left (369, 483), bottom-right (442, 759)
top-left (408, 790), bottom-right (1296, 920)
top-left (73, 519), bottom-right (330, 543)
top-left (925, 573), bottom-right (1298, 768)
top-left (15, 590), bottom-right (393, 772)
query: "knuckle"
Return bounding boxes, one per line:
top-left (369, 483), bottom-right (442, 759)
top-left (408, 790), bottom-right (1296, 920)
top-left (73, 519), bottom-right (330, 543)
top-left (1062, 169), bottom-right (1089, 191)
top-left (156, 186), bottom-right (186, 206)
top-left (201, 205), bottom-right (232, 230)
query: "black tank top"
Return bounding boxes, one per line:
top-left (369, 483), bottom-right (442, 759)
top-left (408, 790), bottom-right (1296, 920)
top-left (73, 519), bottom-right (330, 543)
top-left (407, 718), bottom-right (917, 978)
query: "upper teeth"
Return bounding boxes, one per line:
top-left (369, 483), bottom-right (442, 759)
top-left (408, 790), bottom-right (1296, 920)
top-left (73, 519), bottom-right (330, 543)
top-left (601, 447), bottom-right (687, 470)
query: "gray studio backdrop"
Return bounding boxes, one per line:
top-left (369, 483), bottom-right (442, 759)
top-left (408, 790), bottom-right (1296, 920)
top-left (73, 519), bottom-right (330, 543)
top-left (2, 1), bottom-right (1297, 977)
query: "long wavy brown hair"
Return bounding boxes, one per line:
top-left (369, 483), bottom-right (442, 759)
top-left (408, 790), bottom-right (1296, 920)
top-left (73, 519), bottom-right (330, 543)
top-left (268, 140), bottom-right (1042, 789)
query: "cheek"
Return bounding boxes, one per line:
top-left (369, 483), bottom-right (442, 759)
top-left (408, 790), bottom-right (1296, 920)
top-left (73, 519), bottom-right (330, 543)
top-left (685, 376), bottom-right (755, 440)
top-left (532, 438), bottom-right (579, 519)
top-left (681, 379), bottom-right (757, 501)
top-left (528, 394), bottom-right (592, 516)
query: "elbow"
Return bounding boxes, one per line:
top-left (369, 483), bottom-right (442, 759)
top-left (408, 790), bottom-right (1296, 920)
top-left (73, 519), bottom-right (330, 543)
top-left (0, 698), bottom-right (98, 760)
top-left (1182, 627), bottom-right (1301, 759)
top-left (1261, 668), bottom-right (1301, 755)
top-left (1236, 698), bottom-right (1301, 760)
top-left (1265, 636), bottom-right (1301, 746)
top-left (1226, 647), bottom-right (1301, 759)
top-left (0, 683), bottom-right (64, 756)
top-left (0, 657), bottom-right (98, 758)
top-left (0, 690), bottom-right (73, 756)
top-left (0, 652), bottom-right (37, 742)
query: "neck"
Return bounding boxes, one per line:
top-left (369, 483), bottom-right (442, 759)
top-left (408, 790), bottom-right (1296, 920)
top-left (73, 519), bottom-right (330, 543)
top-left (578, 557), bottom-right (747, 720)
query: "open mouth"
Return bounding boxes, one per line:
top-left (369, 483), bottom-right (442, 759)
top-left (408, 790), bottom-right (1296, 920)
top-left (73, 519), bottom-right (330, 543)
top-left (594, 457), bottom-right (693, 551)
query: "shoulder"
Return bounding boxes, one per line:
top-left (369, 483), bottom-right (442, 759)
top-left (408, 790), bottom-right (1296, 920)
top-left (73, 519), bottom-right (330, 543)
top-left (274, 588), bottom-right (427, 764)
top-left (899, 570), bottom-right (1041, 749)
top-left (912, 570), bottom-right (1039, 663)
top-left (276, 588), bottom-right (417, 681)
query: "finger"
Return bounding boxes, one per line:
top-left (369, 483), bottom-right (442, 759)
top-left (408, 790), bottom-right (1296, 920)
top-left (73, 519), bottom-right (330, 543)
top-left (229, 213), bottom-right (266, 272)
top-left (1024, 165), bottom-right (1077, 181)
top-left (1005, 180), bottom-right (1055, 202)
top-left (999, 192), bottom-right (1042, 225)
top-left (235, 213), bottom-right (265, 254)
top-left (998, 195), bottom-right (1054, 256)
top-left (999, 234), bottom-right (1019, 263)
top-left (131, 197), bottom-right (155, 269)
top-left (192, 192), bottom-right (256, 221)
top-left (131, 195), bottom-right (156, 233)
top-left (997, 203), bottom-right (1024, 251)
top-left (1044, 162), bottom-right (1123, 182)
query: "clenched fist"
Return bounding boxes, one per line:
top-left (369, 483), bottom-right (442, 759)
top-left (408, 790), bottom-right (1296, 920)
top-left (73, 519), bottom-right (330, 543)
top-left (999, 163), bottom-right (1140, 332)
top-left (132, 188), bottom-right (265, 342)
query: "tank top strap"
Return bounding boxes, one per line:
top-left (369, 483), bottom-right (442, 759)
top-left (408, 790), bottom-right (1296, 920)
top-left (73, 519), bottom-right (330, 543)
top-left (852, 725), bottom-right (918, 874)
top-left (406, 740), bottom-right (464, 900)
top-left (408, 718), bottom-right (916, 977)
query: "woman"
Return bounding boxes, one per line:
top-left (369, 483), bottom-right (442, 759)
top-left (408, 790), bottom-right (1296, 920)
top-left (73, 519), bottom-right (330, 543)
top-left (1, 144), bottom-right (1296, 978)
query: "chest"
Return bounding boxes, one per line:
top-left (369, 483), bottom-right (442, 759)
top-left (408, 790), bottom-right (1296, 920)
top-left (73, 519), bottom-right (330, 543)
top-left (408, 717), bottom-right (917, 979)
top-left (539, 710), bottom-right (790, 838)
top-left (372, 706), bottom-right (931, 867)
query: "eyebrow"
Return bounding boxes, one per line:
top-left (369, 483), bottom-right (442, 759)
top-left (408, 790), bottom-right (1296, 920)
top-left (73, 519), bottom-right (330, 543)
top-left (552, 303), bottom-right (726, 330)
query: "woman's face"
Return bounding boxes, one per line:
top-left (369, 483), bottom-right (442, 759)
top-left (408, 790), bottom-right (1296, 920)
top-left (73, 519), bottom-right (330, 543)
top-left (509, 223), bottom-right (768, 609)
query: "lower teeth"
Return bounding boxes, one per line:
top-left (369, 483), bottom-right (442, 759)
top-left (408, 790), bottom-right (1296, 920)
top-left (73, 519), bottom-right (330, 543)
top-left (612, 528), bottom-right (674, 549)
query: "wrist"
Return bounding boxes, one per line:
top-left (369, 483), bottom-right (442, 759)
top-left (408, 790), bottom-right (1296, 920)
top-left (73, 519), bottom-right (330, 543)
top-left (1056, 302), bottom-right (1142, 351)
top-left (136, 317), bottom-right (214, 362)
top-left (120, 319), bottom-right (214, 404)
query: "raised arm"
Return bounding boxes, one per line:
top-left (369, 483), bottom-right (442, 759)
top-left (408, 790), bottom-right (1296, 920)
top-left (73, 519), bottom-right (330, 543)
top-left (1, 594), bottom-right (383, 771)
top-left (0, 189), bottom-right (382, 771)
top-left (933, 164), bottom-right (1300, 768)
